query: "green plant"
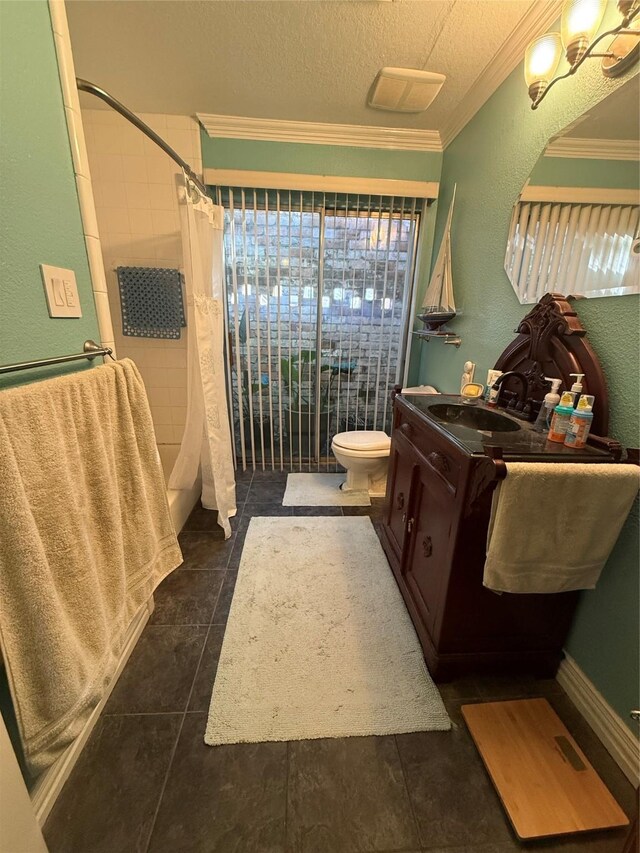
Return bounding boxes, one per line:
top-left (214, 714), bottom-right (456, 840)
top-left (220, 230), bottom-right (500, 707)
top-left (280, 350), bottom-right (332, 412)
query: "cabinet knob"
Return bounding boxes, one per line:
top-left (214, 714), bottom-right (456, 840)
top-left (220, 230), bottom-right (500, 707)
top-left (400, 422), bottom-right (413, 438)
top-left (423, 536), bottom-right (433, 558)
top-left (396, 492), bottom-right (405, 510)
top-left (427, 451), bottom-right (450, 474)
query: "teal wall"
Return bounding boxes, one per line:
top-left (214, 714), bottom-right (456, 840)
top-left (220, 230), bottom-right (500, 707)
top-left (201, 133), bottom-right (442, 182)
top-left (0, 0), bottom-right (99, 389)
top-left (416, 30), bottom-right (639, 724)
top-left (529, 154), bottom-right (639, 189)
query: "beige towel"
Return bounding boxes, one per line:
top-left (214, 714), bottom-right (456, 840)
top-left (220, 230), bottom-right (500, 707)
top-left (484, 462), bottom-right (639, 594)
top-left (0, 359), bottom-right (182, 773)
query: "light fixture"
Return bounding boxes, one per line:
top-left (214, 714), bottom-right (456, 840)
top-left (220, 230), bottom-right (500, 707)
top-left (524, 33), bottom-right (563, 102)
top-left (525, 0), bottom-right (640, 109)
top-left (561, 0), bottom-right (607, 65)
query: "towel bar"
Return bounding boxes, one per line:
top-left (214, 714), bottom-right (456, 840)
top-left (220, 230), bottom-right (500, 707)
top-left (0, 340), bottom-right (114, 376)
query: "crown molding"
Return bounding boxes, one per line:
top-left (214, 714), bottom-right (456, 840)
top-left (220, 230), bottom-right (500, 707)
top-left (197, 113), bottom-right (442, 152)
top-left (544, 136), bottom-right (640, 161)
top-left (440, 0), bottom-right (564, 149)
top-left (203, 168), bottom-right (439, 199)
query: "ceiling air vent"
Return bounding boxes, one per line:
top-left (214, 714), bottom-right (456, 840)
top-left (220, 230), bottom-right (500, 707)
top-left (368, 67), bottom-right (446, 113)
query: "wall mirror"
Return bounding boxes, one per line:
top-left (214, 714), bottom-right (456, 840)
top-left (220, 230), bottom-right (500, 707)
top-left (505, 76), bottom-right (639, 303)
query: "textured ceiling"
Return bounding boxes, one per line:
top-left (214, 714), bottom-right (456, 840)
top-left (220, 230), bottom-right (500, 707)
top-left (67, 0), bottom-right (537, 131)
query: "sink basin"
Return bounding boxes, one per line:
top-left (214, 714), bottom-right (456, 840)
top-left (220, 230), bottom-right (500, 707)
top-left (427, 403), bottom-right (522, 433)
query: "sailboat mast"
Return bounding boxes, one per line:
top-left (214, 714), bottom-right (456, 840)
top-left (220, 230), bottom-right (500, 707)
top-left (421, 184), bottom-right (456, 312)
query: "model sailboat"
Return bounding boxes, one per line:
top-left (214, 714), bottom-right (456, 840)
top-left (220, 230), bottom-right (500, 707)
top-left (418, 185), bottom-right (457, 331)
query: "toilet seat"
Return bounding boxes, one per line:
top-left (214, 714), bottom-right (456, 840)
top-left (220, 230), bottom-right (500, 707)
top-left (332, 430), bottom-right (391, 452)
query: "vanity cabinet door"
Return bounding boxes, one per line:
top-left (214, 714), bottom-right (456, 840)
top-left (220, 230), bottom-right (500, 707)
top-left (384, 431), bottom-right (418, 561)
top-left (404, 450), bottom-right (454, 635)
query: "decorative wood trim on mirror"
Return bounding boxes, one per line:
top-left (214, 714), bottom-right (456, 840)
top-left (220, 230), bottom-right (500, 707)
top-left (494, 293), bottom-right (610, 438)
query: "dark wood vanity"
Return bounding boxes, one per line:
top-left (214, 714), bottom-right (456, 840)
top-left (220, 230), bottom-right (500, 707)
top-left (381, 294), bottom-right (623, 680)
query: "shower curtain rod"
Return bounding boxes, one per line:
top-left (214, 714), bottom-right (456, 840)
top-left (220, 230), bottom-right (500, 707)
top-left (76, 78), bottom-right (208, 196)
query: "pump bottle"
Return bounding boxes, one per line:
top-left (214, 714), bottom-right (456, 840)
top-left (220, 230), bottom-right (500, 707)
top-left (548, 391), bottom-right (576, 443)
top-left (569, 373), bottom-right (585, 397)
top-left (564, 395), bottom-right (595, 448)
top-left (533, 378), bottom-right (562, 433)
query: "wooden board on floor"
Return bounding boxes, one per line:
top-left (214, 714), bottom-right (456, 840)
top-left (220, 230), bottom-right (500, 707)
top-left (461, 698), bottom-right (629, 840)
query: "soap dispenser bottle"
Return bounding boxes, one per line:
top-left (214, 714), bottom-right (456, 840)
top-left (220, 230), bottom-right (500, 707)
top-left (570, 373), bottom-right (585, 398)
top-left (564, 395), bottom-right (595, 448)
top-left (547, 391), bottom-right (576, 443)
top-left (533, 377), bottom-right (562, 433)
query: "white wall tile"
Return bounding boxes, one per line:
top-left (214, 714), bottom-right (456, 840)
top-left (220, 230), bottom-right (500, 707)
top-left (128, 208), bottom-right (155, 237)
top-left (164, 348), bottom-right (187, 369)
top-left (96, 154), bottom-right (124, 184)
top-left (148, 183), bottom-right (175, 211)
top-left (166, 115), bottom-right (194, 130)
top-left (101, 182), bottom-right (128, 209)
top-left (165, 368), bottom-right (186, 388)
top-left (146, 157), bottom-right (176, 185)
top-left (147, 386), bottom-right (173, 406)
top-left (169, 386), bottom-right (188, 406)
top-left (122, 155), bottom-right (148, 184)
top-left (164, 128), bottom-right (194, 160)
top-left (151, 406), bottom-right (173, 425)
top-left (126, 183), bottom-right (151, 210)
top-left (90, 109), bottom-right (123, 127)
top-left (146, 367), bottom-right (169, 388)
top-left (98, 207), bottom-right (131, 235)
top-left (82, 106), bottom-right (194, 422)
top-left (154, 236), bottom-right (182, 261)
top-left (154, 424), bottom-right (174, 444)
top-left (91, 124), bottom-right (124, 155)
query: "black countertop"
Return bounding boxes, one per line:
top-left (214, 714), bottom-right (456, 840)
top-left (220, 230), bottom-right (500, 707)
top-left (402, 394), bottom-right (613, 462)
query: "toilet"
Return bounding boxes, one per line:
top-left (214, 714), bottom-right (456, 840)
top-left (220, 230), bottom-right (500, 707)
top-left (331, 430), bottom-right (391, 497)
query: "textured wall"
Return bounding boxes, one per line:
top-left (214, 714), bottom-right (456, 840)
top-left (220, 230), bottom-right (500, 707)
top-left (0, 0), bottom-right (99, 388)
top-left (416, 44), bottom-right (639, 724)
top-left (529, 154), bottom-right (639, 189)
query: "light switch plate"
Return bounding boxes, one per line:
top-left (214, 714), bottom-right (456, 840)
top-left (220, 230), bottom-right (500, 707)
top-left (41, 265), bottom-right (82, 318)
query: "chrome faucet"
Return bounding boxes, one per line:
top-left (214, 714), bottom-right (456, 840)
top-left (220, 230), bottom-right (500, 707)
top-left (491, 371), bottom-right (529, 409)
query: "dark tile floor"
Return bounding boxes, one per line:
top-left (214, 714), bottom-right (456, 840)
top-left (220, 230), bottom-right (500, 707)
top-left (44, 470), bottom-right (634, 853)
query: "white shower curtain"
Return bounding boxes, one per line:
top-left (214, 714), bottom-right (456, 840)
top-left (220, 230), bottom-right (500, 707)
top-left (169, 174), bottom-right (236, 537)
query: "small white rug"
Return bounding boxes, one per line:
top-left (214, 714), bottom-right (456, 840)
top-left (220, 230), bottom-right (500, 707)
top-left (205, 516), bottom-right (450, 746)
top-left (282, 472), bottom-right (370, 506)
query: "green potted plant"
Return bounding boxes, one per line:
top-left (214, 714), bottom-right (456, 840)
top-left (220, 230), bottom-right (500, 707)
top-left (280, 350), bottom-right (332, 457)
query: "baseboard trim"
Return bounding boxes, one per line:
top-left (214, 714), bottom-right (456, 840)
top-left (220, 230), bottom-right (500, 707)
top-left (31, 598), bottom-right (154, 825)
top-left (556, 654), bottom-right (639, 787)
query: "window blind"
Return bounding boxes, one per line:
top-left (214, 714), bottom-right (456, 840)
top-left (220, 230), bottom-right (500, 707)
top-left (505, 200), bottom-right (639, 302)
top-left (217, 187), bottom-right (421, 470)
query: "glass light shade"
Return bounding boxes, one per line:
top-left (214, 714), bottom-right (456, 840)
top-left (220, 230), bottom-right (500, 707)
top-left (561, 0), bottom-right (607, 63)
top-left (524, 33), bottom-right (563, 92)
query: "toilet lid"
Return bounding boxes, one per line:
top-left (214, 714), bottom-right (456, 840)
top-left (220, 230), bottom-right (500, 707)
top-left (332, 430), bottom-right (391, 451)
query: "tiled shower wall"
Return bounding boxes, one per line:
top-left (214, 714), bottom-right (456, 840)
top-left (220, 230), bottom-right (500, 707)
top-left (81, 108), bottom-right (202, 451)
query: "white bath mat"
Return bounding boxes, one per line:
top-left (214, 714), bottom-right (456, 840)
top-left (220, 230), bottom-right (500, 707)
top-left (205, 516), bottom-right (450, 746)
top-left (282, 473), bottom-right (370, 506)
